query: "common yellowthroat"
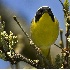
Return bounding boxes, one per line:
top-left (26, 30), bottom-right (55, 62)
top-left (30, 6), bottom-right (59, 57)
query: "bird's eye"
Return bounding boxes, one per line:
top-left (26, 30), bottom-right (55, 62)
top-left (35, 10), bottom-right (43, 22)
top-left (39, 12), bottom-right (42, 15)
top-left (48, 8), bottom-right (51, 12)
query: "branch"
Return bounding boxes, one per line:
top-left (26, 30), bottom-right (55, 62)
top-left (13, 16), bottom-right (52, 68)
top-left (0, 45), bottom-right (39, 68)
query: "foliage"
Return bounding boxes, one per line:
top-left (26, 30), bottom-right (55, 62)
top-left (54, 54), bottom-right (61, 68)
top-left (0, 16), bottom-right (39, 68)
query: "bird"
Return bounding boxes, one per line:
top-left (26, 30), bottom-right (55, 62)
top-left (30, 6), bottom-right (59, 57)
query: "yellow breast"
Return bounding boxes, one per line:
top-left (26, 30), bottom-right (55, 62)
top-left (30, 13), bottom-right (59, 48)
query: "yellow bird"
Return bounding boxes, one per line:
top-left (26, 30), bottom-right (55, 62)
top-left (30, 6), bottom-right (59, 57)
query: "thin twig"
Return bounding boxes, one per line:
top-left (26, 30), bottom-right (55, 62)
top-left (13, 16), bottom-right (31, 41)
top-left (59, 0), bottom-right (65, 9)
top-left (13, 16), bottom-right (41, 54)
top-left (60, 29), bottom-right (64, 48)
top-left (54, 43), bottom-right (62, 49)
